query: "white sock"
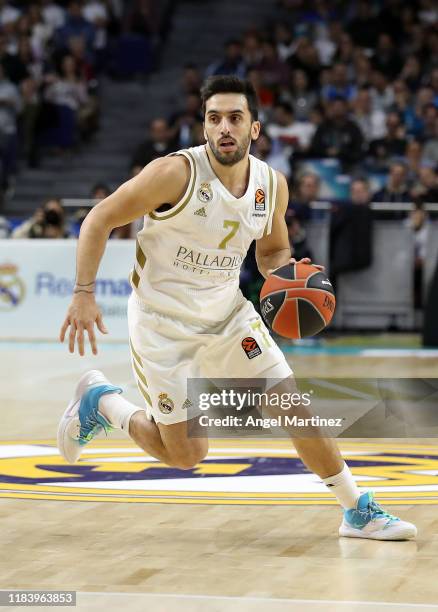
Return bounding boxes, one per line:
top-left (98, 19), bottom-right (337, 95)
top-left (322, 462), bottom-right (361, 509)
top-left (98, 393), bottom-right (145, 434)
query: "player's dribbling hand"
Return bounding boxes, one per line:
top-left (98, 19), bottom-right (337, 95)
top-left (289, 256), bottom-right (325, 271)
top-left (59, 293), bottom-right (108, 356)
top-left (267, 257), bottom-right (325, 277)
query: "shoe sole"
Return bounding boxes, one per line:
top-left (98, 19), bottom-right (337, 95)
top-left (57, 370), bottom-right (108, 464)
top-left (339, 524), bottom-right (417, 541)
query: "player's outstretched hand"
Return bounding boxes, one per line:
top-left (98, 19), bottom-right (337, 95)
top-left (59, 293), bottom-right (108, 356)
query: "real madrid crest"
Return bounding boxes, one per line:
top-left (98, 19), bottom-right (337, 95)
top-left (197, 182), bottom-right (213, 203)
top-left (158, 392), bottom-right (175, 414)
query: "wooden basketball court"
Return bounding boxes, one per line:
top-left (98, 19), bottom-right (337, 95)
top-left (1, 340), bottom-right (438, 611)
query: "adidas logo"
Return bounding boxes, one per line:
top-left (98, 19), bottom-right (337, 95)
top-left (194, 207), bottom-right (207, 217)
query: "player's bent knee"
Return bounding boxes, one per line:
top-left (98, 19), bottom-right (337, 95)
top-left (168, 441), bottom-right (208, 470)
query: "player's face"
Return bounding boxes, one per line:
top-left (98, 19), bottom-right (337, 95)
top-left (204, 93), bottom-right (260, 166)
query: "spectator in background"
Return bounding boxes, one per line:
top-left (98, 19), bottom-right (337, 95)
top-left (181, 64), bottom-right (201, 95)
top-left (406, 197), bottom-right (429, 309)
top-left (346, 0), bottom-right (380, 50)
top-left (287, 69), bottom-right (318, 121)
top-left (350, 177), bottom-right (372, 206)
top-left (310, 96), bottom-right (364, 170)
top-left (0, 63), bottom-right (21, 189)
top-left (399, 55), bottom-right (422, 92)
top-left (43, 54), bottom-right (90, 149)
top-left (372, 33), bottom-right (403, 80)
top-left (423, 115), bottom-right (438, 164)
top-left (368, 111), bottom-right (407, 171)
top-left (370, 70), bottom-right (395, 111)
top-left (373, 162), bottom-right (411, 203)
top-left (352, 51), bottom-right (373, 88)
top-left (252, 131), bottom-right (291, 179)
top-left (391, 79), bottom-right (423, 138)
top-left (131, 117), bottom-right (173, 168)
top-left (404, 139), bottom-right (424, 182)
top-left (169, 92), bottom-right (202, 149)
top-left (12, 198), bottom-right (70, 238)
top-left (420, 103), bottom-right (438, 142)
top-left (206, 40), bottom-right (246, 79)
top-left (242, 32), bottom-right (263, 67)
top-left (246, 68), bottom-right (274, 117)
top-left (266, 101), bottom-right (314, 158)
top-left (351, 87), bottom-right (386, 143)
top-left (123, 0), bottom-right (157, 37)
top-left (254, 40), bottom-right (290, 89)
top-left (40, 0), bottom-right (66, 32)
top-left (274, 23), bottom-right (295, 62)
top-left (412, 166), bottom-right (438, 202)
top-left (0, 1), bottom-right (20, 27)
top-left (321, 62), bottom-right (356, 102)
top-left (20, 76), bottom-right (41, 167)
top-left (287, 37), bottom-right (322, 90)
top-left (55, 1), bottom-right (96, 54)
top-left (330, 179), bottom-right (373, 278)
top-left (82, 0), bottom-right (109, 70)
top-left (289, 172), bottom-right (321, 221)
top-left (71, 182), bottom-right (110, 236)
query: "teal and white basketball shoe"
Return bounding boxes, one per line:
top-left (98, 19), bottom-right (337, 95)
top-left (339, 491), bottom-right (417, 540)
top-left (57, 370), bottom-right (122, 464)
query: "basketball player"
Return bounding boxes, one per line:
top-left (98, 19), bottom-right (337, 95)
top-left (58, 76), bottom-right (416, 540)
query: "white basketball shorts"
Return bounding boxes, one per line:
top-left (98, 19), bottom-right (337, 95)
top-left (127, 292), bottom-right (293, 425)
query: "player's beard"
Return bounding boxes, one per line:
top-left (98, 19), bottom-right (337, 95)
top-left (207, 130), bottom-right (252, 166)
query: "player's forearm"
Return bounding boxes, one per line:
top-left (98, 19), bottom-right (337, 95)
top-left (256, 247), bottom-right (291, 279)
top-left (74, 213), bottom-right (111, 293)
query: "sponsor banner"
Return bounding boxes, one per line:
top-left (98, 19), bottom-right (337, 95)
top-left (0, 239), bottom-right (134, 340)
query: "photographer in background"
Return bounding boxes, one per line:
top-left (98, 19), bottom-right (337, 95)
top-left (12, 198), bottom-right (71, 238)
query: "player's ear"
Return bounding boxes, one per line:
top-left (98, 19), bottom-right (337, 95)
top-left (203, 122), bottom-right (207, 141)
top-left (251, 121), bottom-right (261, 140)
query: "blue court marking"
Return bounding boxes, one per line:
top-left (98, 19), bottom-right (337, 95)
top-left (1, 340), bottom-right (436, 357)
top-left (281, 345), bottom-right (362, 355)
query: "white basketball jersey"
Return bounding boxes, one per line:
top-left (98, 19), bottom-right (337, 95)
top-left (131, 144), bottom-right (278, 322)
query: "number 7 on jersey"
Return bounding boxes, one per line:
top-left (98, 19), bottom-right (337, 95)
top-left (218, 220), bottom-right (240, 249)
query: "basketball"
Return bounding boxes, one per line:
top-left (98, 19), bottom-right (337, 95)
top-left (260, 263), bottom-right (336, 339)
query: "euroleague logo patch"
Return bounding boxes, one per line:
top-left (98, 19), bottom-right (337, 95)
top-left (255, 189), bottom-right (265, 211)
top-left (241, 336), bottom-right (262, 359)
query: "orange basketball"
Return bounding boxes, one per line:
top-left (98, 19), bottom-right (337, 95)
top-left (260, 263), bottom-right (336, 339)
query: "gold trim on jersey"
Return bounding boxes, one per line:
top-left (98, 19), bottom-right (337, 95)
top-left (149, 150), bottom-right (197, 220)
top-left (131, 240), bottom-right (147, 289)
top-left (131, 268), bottom-right (140, 288)
top-left (136, 240), bottom-right (146, 268)
top-left (137, 379), bottom-right (152, 407)
top-left (263, 166), bottom-right (274, 237)
top-left (129, 338), bottom-right (152, 406)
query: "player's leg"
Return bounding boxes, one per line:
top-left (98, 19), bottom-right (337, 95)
top-left (58, 295), bottom-right (208, 468)
top-left (263, 375), bottom-right (416, 540)
top-left (57, 369), bottom-right (208, 467)
top-left (205, 297), bottom-right (416, 540)
top-left (129, 411), bottom-right (208, 469)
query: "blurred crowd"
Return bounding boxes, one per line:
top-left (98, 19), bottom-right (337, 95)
top-left (0, 0), bottom-right (158, 198)
top-left (2, 0), bottom-right (437, 307)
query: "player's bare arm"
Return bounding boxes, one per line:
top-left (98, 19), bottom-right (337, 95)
top-left (256, 171), bottom-right (322, 279)
top-left (59, 155), bottom-right (190, 356)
